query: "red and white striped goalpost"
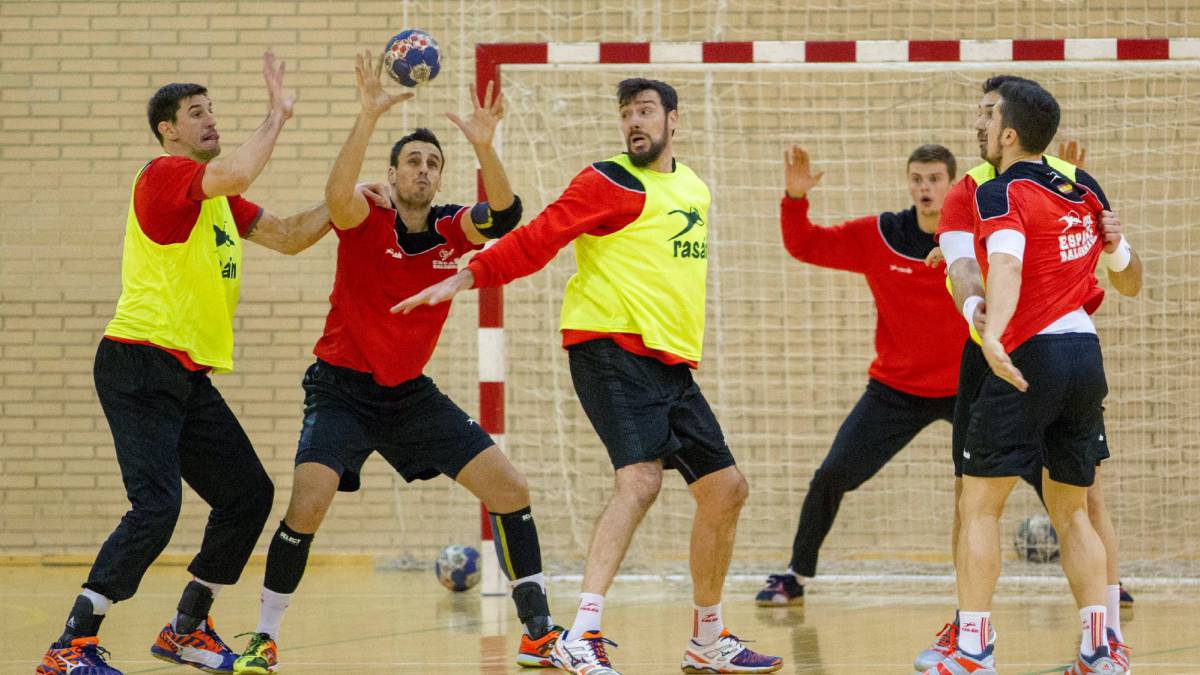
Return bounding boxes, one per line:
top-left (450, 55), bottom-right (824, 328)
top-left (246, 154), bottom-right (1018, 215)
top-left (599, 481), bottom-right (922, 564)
top-left (472, 36), bottom-right (1200, 595)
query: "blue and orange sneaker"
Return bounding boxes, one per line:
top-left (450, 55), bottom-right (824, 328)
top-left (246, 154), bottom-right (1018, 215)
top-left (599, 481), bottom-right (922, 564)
top-left (232, 632), bottom-right (279, 674)
top-left (680, 629), bottom-right (783, 673)
top-left (37, 636), bottom-right (123, 674)
top-left (550, 630), bottom-right (620, 674)
top-left (517, 624), bottom-right (564, 667)
top-left (150, 616), bottom-right (237, 672)
top-left (753, 574), bottom-right (804, 607)
top-left (914, 621), bottom-right (959, 671)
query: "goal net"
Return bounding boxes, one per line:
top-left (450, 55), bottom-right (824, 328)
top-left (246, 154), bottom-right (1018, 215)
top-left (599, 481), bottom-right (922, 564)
top-left (450, 59), bottom-right (1200, 584)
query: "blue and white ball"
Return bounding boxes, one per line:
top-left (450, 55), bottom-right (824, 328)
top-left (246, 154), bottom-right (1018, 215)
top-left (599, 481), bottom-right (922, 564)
top-left (1013, 514), bottom-right (1060, 563)
top-left (435, 544), bottom-right (481, 592)
top-left (383, 29), bottom-right (441, 87)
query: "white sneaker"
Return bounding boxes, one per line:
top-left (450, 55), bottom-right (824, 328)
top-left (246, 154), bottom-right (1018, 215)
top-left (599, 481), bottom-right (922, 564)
top-left (550, 630), bottom-right (620, 674)
top-left (680, 630), bottom-right (783, 673)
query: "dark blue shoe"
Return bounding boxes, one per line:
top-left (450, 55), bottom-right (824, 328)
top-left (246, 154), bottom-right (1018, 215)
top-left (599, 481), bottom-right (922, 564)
top-left (38, 637), bottom-right (123, 674)
top-left (1118, 581), bottom-right (1133, 608)
top-left (754, 573), bottom-right (804, 606)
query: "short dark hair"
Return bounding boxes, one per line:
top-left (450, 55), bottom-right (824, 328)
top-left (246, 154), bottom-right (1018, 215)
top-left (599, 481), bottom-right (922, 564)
top-left (617, 78), bottom-right (678, 113)
top-left (907, 144), bottom-right (957, 180)
top-left (982, 74), bottom-right (1039, 94)
top-left (390, 127), bottom-right (444, 168)
top-left (147, 83), bottom-right (208, 144)
top-left (996, 81), bottom-right (1061, 154)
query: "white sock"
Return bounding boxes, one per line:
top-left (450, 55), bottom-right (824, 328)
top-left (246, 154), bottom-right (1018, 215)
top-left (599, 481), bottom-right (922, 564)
top-left (692, 603), bottom-right (724, 645)
top-left (785, 567), bottom-right (807, 585)
top-left (1105, 585), bottom-right (1123, 642)
top-left (566, 593), bottom-right (604, 641)
top-left (256, 588), bottom-right (292, 640)
top-left (1080, 605), bottom-right (1107, 657)
top-left (957, 611), bottom-right (990, 656)
top-left (81, 589), bottom-right (112, 615)
top-left (192, 577), bottom-right (224, 598)
top-left (513, 572), bottom-right (546, 593)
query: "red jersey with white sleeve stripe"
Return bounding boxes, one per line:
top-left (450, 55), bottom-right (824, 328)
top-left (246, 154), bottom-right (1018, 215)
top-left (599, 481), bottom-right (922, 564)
top-left (974, 160), bottom-right (1108, 352)
top-left (781, 196), bottom-right (966, 397)
top-left (314, 202), bottom-right (483, 386)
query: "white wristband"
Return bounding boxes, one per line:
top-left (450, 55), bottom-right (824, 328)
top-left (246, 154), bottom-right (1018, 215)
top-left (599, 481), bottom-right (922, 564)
top-left (962, 295), bottom-right (984, 327)
top-left (1101, 236), bottom-right (1132, 272)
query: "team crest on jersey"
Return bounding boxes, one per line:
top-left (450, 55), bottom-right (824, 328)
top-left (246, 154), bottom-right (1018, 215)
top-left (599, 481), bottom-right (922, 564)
top-left (667, 207), bottom-right (705, 240)
top-left (1057, 210), bottom-right (1098, 262)
top-left (432, 247), bottom-right (457, 269)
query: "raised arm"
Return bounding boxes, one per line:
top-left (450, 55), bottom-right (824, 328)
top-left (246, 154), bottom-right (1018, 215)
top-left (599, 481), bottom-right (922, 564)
top-left (779, 146), bottom-right (873, 272)
top-left (325, 50), bottom-right (414, 230)
top-left (447, 81), bottom-right (521, 245)
top-left (202, 52), bottom-right (294, 197)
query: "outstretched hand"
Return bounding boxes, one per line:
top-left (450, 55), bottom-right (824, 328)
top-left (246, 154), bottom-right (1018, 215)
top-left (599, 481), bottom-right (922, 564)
top-left (1056, 140), bottom-right (1087, 169)
top-left (447, 81), bottom-right (505, 147)
top-left (263, 50), bottom-right (295, 120)
top-left (784, 145), bottom-right (824, 199)
top-left (391, 269), bottom-right (476, 314)
top-left (356, 50), bottom-right (414, 116)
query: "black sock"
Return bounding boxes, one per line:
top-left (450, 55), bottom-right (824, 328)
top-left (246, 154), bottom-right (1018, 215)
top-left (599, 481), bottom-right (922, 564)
top-left (173, 580), bottom-right (214, 634)
top-left (487, 506), bottom-right (543, 581)
top-left (56, 595), bottom-right (104, 647)
top-left (264, 520), bottom-right (314, 594)
top-left (513, 581), bottom-right (552, 639)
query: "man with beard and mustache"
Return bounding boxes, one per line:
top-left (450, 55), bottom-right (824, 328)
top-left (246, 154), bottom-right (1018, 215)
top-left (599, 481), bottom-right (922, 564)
top-left (915, 76), bottom-right (1143, 675)
top-left (36, 52), bottom-right (359, 675)
top-left (394, 78), bottom-right (783, 675)
top-left (231, 51), bottom-right (558, 675)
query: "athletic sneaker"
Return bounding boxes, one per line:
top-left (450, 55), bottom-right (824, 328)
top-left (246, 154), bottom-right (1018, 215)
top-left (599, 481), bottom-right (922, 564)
top-left (918, 645), bottom-right (996, 674)
top-left (550, 630), bottom-right (620, 674)
top-left (150, 616), bottom-right (237, 672)
top-left (680, 629), bottom-right (783, 673)
top-left (516, 624), bottom-right (564, 667)
top-left (753, 573), bottom-right (804, 607)
top-left (232, 633), bottom-right (278, 674)
top-left (1064, 646), bottom-right (1125, 674)
top-left (1118, 582), bottom-right (1134, 608)
top-left (1107, 628), bottom-right (1131, 672)
top-left (37, 636), bottom-right (123, 674)
top-left (914, 622), bottom-right (959, 671)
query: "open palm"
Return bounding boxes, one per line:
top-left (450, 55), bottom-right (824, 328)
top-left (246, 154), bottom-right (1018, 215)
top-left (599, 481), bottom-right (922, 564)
top-left (447, 80), bottom-right (505, 147)
top-left (356, 50), bottom-right (412, 116)
top-left (785, 145), bottom-right (824, 199)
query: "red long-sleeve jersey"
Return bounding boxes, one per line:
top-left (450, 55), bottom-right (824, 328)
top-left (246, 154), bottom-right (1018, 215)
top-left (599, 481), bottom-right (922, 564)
top-left (781, 195), bottom-right (966, 397)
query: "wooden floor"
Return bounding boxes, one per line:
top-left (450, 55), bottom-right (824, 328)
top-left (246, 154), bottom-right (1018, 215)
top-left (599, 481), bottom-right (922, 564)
top-left (6, 564), bottom-right (1198, 673)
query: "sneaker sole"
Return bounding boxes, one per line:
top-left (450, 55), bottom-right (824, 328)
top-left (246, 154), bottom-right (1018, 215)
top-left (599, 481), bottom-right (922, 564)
top-left (515, 653), bottom-right (555, 668)
top-left (754, 597), bottom-right (803, 607)
top-left (682, 664), bottom-right (784, 674)
top-left (151, 647), bottom-right (232, 674)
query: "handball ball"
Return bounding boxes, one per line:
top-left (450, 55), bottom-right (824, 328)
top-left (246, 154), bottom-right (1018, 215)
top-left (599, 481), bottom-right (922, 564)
top-left (383, 29), bottom-right (441, 87)
top-left (435, 544), bottom-right (481, 592)
top-left (1013, 514), bottom-right (1060, 563)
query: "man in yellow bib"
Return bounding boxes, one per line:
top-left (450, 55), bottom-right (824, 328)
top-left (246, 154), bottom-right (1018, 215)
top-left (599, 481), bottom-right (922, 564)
top-left (396, 79), bottom-right (783, 675)
top-left (37, 53), bottom-right (342, 675)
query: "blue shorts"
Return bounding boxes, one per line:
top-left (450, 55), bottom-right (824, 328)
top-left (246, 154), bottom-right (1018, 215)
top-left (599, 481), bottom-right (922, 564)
top-left (567, 339), bottom-right (735, 484)
top-left (963, 334), bottom-right (1109, 488)
top-left (295, 360), bottom-right (494, 492)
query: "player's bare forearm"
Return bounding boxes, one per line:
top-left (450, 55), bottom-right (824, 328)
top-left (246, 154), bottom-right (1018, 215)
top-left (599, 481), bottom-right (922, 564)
top-left (1106, 249), bottom-right (1143, 297)
top-left (246, 202), bottom-right (331, 255)
top-left (947, 257), bottom-right (985, 309)
top-left (982, 253), bottom-right (1021, 342)
top-left (202, 110), bottom-right (288, 197)
top-left (474, 143), bottom-right (515, 211)
top-left (325, 111), bottom-right (379, 229)
top-left (391, 268), bottom-right (475, 314)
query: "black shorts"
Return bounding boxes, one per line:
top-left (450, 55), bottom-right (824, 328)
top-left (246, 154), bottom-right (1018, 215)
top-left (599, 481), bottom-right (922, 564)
top-left (963, 334), bottom-right (1109, 487)
top-left (567, 339), bottom-right (735, 484)
top-left (295, 360), bottom-right (494, 492)
top-left (952, 340), bottom-right (991, 477)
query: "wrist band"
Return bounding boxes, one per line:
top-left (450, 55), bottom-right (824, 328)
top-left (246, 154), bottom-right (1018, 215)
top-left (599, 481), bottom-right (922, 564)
top-left (962, 295), bottom-right (984, 326)
top-left (1101, 236), bottom-right (1132, 272)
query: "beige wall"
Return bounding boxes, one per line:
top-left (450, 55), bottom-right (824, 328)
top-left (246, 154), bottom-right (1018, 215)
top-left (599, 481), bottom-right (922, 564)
top-left (1, 1), bottom-right (1197, 579)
